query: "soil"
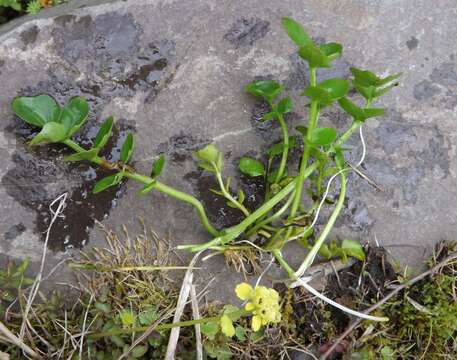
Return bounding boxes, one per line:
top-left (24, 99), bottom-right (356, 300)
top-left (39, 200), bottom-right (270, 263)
top-left (291, 246), bottom-right (397, 359)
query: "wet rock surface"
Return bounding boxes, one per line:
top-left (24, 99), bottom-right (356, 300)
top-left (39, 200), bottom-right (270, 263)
top-left (0, 0), bottom-right (457, 298)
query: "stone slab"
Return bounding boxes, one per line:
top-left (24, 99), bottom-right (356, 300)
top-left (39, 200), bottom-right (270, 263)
top-left (1, 0), bottom-right (456, 300)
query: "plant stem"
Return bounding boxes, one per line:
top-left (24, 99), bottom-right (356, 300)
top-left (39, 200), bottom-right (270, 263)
top-left (272, 250), bottom-right (296, 279)
top-left (63, 139), bottom-right (220, 237)
top-left (215, 171), bottom-right (250, 217)
top-left (178, 162), bottom-right (319, 252)
top-left (294, 169), bottom-right (347, 278)
top-left (90, 316), bottom-right (220, 339)
top-left (90, 309), bottom-right (250, 339)
top-left (274, 113), bottom-right (290, 183)
top-left (245, 191), bottom-right (295, 237)
top-left (289, 67), bottom-right (319, 220)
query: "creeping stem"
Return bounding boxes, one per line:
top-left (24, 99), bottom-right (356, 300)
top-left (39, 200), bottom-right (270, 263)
top-left (215, 171), bottom-right (250, 217)
top-left (274, 112), bottom-right (290, 183)
top-left (90, 309), bottom-right (250, 339)
top-left (294, 168), bottom-right (347, 278)
top-left (179, 162), bottom-right (320, 252)
top-left (63, 139), bottom-right (220, 237)
top-left (289, 67), bottom-right (319, 219)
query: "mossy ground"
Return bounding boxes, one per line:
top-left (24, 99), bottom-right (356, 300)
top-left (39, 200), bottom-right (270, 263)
top-left (1, 224), bottom-right (455, 359)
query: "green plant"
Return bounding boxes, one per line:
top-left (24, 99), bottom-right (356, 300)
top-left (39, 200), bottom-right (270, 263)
top-left (10, 17), bottom-right (399, 319)
top-left (0, 258), bottom-right (33, 314)
top-left (350, 245), bottom-right (457, 359)
top-left (0, 0), bottom-right (60, 16)
top-left (25, 0), bottom-right (41, 14)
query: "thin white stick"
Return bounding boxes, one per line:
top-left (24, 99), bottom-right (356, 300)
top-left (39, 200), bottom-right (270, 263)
top-left (165, 251), bottom-right (202, 360)
top-left (0, 321), bottom-right (39, 358)
top-left (356, 126), bottom-right (366, 167)
top-left (291, 278), bottom-right (387, 322)
top-left (190, 285), bottom-right (203, 360)
top-left (20, 193), bottom-right (68, 341)
top-left (254, 256), bottom-right (275, 288)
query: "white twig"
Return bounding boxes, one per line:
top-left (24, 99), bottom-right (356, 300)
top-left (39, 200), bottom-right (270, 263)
top-left (190, 285), bottom-right (203, 360)
top-left (20, 193), bottom-right (68, 341)
top-left (291, 277), bottom-right (387, 322)
top-left (254, 256), bottom-right (275, 288)
top-left (0, 321), bottom-right (39, 358)
top-left (356, 126), bottom-right (366, 167)
top-left (165, 251), bottom-right (202, 360)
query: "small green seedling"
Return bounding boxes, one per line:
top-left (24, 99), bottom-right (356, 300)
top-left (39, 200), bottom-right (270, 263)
top-left (10, 17), bottom-right (400, 285)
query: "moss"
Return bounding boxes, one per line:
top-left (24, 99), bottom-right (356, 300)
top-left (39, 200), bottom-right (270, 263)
top-left (352, 245), bottom-right (457, 359)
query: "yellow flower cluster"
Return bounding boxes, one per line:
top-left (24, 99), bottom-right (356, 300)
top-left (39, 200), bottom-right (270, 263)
top-left (235, 283), bottom-right (281, 331)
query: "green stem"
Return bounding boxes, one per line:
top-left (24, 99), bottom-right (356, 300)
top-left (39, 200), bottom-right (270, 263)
top-left (90, 309), bottom-right (250, 339)
top-left (63, 140), bottom-right (219, 237)
top-left (178, 163), bottom-right (319, 252)
top-left (245, 191), bottom-right (295, 237)
top-left (290, 67), bottom-right (319, 219)
top-left (294, 169), bottom-right (347, 278)
top-left (215, 171), bottom-right (250, 217)
top-left (90, 316), bottom-right (220, 339)
top-left (272, 250), bottom-right (296, 279)
top-left (274, 113), bottom-right (289, 183)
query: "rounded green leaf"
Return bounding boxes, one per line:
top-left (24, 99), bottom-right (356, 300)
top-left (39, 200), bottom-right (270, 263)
top-left (12, 94), bottom-right (60, 128)
top-left (341, 239), bottom-right (365, 261)
top-left (93, 173), bottom-right (123, 194)
top-left (298, 43), bottom-right (330, 68)
top-left (239, 157), bottom-right (265, 177)
top-left (309, 128), bottom-right (337, 146)
top-left (245, 80), bottom-right (282, 102)
top-left (94, 117), bottom-right (114, 149)
top-left (201, 321), bottom-right (219, 340)
top-left (277, 97), bottom-right (293, 114)
top-left (262, 111), bottom-right (278, 121)
top-left (139, 180), bottom-right (157, 195)
top-left (131, 345), bottom-right (148, 358)
top-left (281, 17), bottom-right (312, 47)
top-left (338, 97), bottom-right (384, 122)
top-left (59, 96), bottom-right (89, 137)
top-left (320, 42), bottom-right (342, 61)
top-left (350, 67), bottom-right (380, 87)
top-left (193, 144), bottom-right (221, 164)
top-left (220, 315), bottom-right (235, 337)
top-left (302, 86), bottom-right (333, 106)
top-left (319, 78), bottom-right (349, 99)
top-left (363, 107), bottom-right (385, 119)
top-left (64, 148), bottom-right (98, 162)
top-left (29, 122), bottom-right (67, 146)
top-left (138, 307), bottom-right (159, 325)
top-left (267, 136), bottom-right (297, 157)
top-left (337, 97), bottom-right (365, 120)
top-left (120, 133), bottom-right (134, 163)
top-left (151, 154), bottom-right (166, 178)
top-left (235, 326), bottom-right (246, 341)
top-left (354, 83), bottom-right (376, 100)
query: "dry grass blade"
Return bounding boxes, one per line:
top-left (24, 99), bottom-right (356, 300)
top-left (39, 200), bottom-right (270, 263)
top-left (190, 284), bottom-right (202, 360)
top-left (165, 251), bottom-right (202, 360)
top-left (0, 322), bottom-right (40, 359)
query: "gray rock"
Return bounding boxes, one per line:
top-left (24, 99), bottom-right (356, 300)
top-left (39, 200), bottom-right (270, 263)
top-left (0, 0), bottom-right (456, 300)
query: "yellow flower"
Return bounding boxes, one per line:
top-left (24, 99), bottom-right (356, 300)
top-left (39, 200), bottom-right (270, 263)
top-left (235, 282), bottom-right (254, 300)
top-left (235, 282), bottom-right (281, 332)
